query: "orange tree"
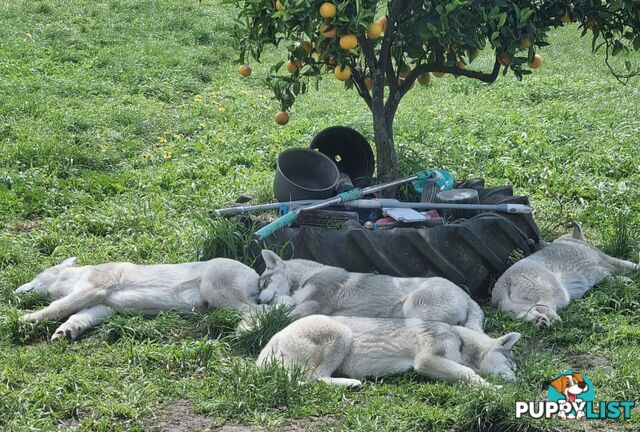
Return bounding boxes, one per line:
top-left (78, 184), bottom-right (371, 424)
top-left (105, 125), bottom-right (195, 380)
top-left (231, 0), bottom-right (640, 180)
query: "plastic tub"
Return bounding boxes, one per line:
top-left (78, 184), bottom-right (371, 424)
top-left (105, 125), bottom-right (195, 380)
top-left (274, 148), bottom-right (340, 201)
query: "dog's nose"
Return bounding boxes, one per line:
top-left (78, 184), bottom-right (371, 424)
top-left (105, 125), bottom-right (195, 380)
top-left (578, 382), bottom-right (587, 389)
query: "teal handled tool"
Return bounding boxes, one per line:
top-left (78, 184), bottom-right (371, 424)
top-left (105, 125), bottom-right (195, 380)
top-left (254, 170), bottom-right (444, 240)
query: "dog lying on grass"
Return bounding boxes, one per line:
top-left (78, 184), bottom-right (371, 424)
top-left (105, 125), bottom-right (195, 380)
top-left (491, 223), bottom-right (638, 328)
top-left (258, 315), bottom-right (520, 388)
top-left (257, 250), bottom-right (485, 331)
top-left (15, 257), bottom-right (260, 341)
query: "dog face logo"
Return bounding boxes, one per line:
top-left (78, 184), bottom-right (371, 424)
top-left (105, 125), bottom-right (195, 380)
top-left (550, 372), bottom-right (588, 403)
top-left (547, 371), bottom-right (595, 420)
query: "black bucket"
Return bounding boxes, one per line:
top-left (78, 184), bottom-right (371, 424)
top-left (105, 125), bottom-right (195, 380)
top-left (310, 126), bottom-right (375, 184)
top-left (274, 148), bottom-right (339, 202)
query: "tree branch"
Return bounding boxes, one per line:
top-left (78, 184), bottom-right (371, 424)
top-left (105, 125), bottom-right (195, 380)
top-left (358, 34), bottom-right (385, 114)
top-left (349, 64), bottom-right (373, 110)
top-left (384, 59), bottom-right (502, 117)
top-left (357, 35), bottom-right (377, 70)
top-left (401, 58), bottom-right (502, 93)
top-left (380, 0), bottom-right (408, 95)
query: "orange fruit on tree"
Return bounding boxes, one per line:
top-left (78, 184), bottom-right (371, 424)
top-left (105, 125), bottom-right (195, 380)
top-left (417, 73), bottom-right (431, 86)
top-left (520, 35), bottom-right (531, 49)
top-left (560, 11), bottom-right (571, 24)
top-left (498, 53), bottom-right (512, 66)
top-left (456, 61), bottom-right (466, 70)
top-left (320, 22), bottom-right (337, 38)
top-left (339, 34), bottom-right (358, 50)
top-left (319, 2), bottom-right (336, 19)
top-left (528, 54), bottom-right (542, 69)
top-left (432, 71), bottom-right (445, 78)
top-left (286, 59), bottom-right (301, 73)
top-left (367, 22), bottom-right (383, 39)
top-left (274, 111), bottom-right (289, 125)
top-left (377, 16), bottom-right (388, 32)
top-left (302, 41), bottom-right (313, 55)
top-left (334, 65), bottom-right (351, 81)
top-left (275, 0), bottom-right (284, 11)
top-left (238, 64), bottom-right (251, 77)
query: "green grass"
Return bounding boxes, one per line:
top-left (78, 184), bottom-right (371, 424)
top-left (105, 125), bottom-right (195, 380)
top-left (1, 0), bottom-right (639, 430)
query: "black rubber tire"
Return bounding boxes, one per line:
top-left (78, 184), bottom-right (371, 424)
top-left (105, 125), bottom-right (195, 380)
top-left (252, 183), bottom-right (540, 299)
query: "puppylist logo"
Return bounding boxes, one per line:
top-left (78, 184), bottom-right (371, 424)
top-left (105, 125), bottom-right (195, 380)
top-left (515, 370), bottom-right (635, 420)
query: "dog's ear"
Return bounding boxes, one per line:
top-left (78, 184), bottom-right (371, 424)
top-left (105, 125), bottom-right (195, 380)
top-left (573, 372), bottom-right (583, 382)
top-left (571, 221), bottom-right (586, 241)
top-left (261, 250), bottom-right (282, 269)
top-left (60, 257), bottom-right (78, 268)
top-left (498, 332), bottom-right (521, 350)
top-left (550, 376), bottom-right (568, 393)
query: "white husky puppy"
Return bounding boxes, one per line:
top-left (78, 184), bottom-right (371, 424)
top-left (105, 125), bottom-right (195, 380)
top-left (258, 315), bottom-right (520, 388)
top-left (258, 250), bottom-right (484, 331)
top-left (492, 223), bottom-right (638, 328)
top-left (15, 257), bottom-right (260, 340)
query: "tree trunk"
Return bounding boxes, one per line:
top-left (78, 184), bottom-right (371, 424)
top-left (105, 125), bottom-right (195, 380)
top-left (371, 101), bottom-right (398, 183)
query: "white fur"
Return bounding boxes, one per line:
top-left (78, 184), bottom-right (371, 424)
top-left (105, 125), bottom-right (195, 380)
top-left (258, 315), bottom-right (520, 388)
top-left (492, 223), bottom-right (638, 328)
top-left (15, 257), bottom-right (260, 340)
top-left (258, 250), bottom-right (485, 331)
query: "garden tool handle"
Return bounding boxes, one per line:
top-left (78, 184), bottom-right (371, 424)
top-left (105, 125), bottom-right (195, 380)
top-left (255, 211), bottom-right (299, 240)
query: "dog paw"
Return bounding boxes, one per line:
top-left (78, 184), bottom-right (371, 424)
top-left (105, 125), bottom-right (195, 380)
top-left (344, 379), bottom-right (363, 389)
top-left (274, 295), bottom-right (295, 307)
top-left (535, 315), bottom-right (550, 329)
top-left (321, 377), bottom-right (362, 388)
top-left (498, 372), bottom-right (516, 381)
top-left (51, 330), bottom-right (71, 342)
top-left (51, 325), bottom-right (79, 341)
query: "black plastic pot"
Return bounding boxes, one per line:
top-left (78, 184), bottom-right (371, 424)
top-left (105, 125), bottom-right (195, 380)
top-left (310, 126), bottom-right (374, 185)
top-left (274, 148), bottom-right (340, 202)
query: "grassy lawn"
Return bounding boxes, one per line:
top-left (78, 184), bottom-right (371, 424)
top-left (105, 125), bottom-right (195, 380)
top-left (1, 0), bottom-right (639, 431)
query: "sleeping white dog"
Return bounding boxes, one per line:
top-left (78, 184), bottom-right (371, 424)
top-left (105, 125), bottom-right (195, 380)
top-left (15, 257), bottom-right (260, 341)
top-left (492, 223), bottom-right (638, 328)
top-left (258, 315), bottom-right (521, 388)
